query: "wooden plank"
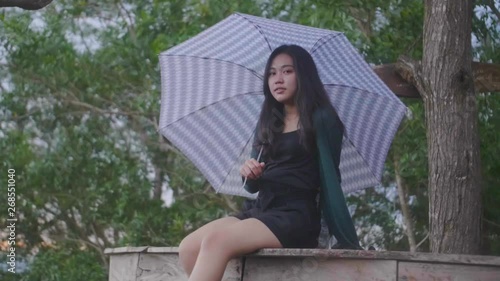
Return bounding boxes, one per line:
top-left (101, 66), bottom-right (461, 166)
top-left (135, 253), bottom-right (242, 281)
top-left (147, 247), bottom-right (184, 254)
top-left (247, 249), bottom-right (500, 267)
top-left (244, 257), bottom-right (397, 281)
top-left (398, 261), bottom-right (500, 281)
top-left (105, 246), bottom-right (148, 255)
top-left (105, 248), bottom-right (500, 281)
top-left (106, 247), bottom-right (500, 267)
top-left (108, 253), bottom-right (140, 281)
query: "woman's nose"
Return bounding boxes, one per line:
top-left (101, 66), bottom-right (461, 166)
top-left (275, 73), bottom-right (284, 83)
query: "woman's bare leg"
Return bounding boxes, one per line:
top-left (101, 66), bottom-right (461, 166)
top-left (188, 218), bottom-right (282, 281)
top-left (178, 216), bottom-right (241, 276)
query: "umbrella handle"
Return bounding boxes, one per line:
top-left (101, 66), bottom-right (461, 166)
top-left (242, 145), bottom-right (264, 188)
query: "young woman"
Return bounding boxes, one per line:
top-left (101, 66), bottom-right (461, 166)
top-left (178, 45), bottom-right (361, 281)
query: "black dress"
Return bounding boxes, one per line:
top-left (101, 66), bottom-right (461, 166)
top-left (232, 130), bottom-right (322, 248)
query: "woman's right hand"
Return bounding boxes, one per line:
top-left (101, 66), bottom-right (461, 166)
top-left (240, 158), bottom-right (265, 180)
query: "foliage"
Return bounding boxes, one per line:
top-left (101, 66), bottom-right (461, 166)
top-left (22, 246), bottom-right (106, 281)
top-left (0, 0), bottom-right (499, 279)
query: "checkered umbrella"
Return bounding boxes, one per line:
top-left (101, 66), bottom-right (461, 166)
top-left (158, 13), bottom-right (406, 198)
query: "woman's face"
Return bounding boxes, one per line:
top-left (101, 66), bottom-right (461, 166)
top-left (268, 53), bottom-right (297, 105)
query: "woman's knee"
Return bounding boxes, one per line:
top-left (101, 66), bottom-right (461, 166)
top-left (199, 230), bottom-right (233, 256)
top-left (178, 236), bottom-right (200, 263)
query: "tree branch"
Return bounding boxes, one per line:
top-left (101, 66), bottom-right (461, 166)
top-left (486, 0), bottom-right (500, 20)
top-left (416, 233), bottom-right (429, 249)
top-left (0, 0), bottom-right (53, 10)
top-left (373, 64), bottom-right (421, 98)
top-left (473, 62), bottom-right (500, 93)
top-left (392, 58), bottom-right (500, 98)
top-left (130, 117), bottom-right (184, 156)
top-left (153, 164), bottom-right (163, 200)
top-left (62, 98), bottom-right (153, 120)
top-left (220, 194), bottom-right (240, 213)
top-left (63, 237), bottom-right (109, 269)
top-left (347, 6), bottom-right (373, 38)
top-left (483, 217), bottom-right (500, 229)
top-left (395, 55), bottom-right (426, 99)
top-left (394, 154), bottom-right (417, 252)
top-left (116, 0), bottom-right (137, 43)
top-left (92, 222), bottom-right (112, 248)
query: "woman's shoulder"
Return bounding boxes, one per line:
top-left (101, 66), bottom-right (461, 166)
top-left (313, 106), bottom-right (331, 118)
top-left (313, 106), bottom-right (340, 125)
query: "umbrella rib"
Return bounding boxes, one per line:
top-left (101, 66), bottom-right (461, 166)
top-left (236, 13), bottom-right (274, 52)
top-left (310, 33), bottom-right (343, 55)
top-left (236, 12), bottom-right (344, 56)
top-left (157, 91), bottom-right (263, 133)
top-left (341, 137), bottom-right (382, 189)
top-left (323, 83), bottom-right (393, 98)
top-left (160, 54), bottom-right (265, 80)
top-left (322, 84), bottom-right (406, 184)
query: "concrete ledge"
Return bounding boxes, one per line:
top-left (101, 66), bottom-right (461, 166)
top-left (104, 247), bottom-right (500, 281)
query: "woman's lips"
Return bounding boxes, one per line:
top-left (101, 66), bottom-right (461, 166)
top-left (274, 88), bottom-right (286, 94)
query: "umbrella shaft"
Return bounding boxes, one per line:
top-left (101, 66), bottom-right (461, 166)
top-left (242, 145), bottom-right (264, 187)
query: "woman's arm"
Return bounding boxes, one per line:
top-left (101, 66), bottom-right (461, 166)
top-left (314, 107), bottom-right (361, 249)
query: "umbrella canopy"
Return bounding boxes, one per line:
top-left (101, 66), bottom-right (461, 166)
top-left (158, 13), bottom-right (407, 197)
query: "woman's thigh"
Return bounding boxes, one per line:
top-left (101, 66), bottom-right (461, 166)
top-left (181, 216), bottom-right (241, 247)
top-left (201, 218), bottom-right (282, 257)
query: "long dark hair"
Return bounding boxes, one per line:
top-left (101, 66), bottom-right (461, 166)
top-left (254, 44), bottom-right (343, 159)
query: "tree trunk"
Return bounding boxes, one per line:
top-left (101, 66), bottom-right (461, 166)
top-left (421, 0), bottom-right (482, 254)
